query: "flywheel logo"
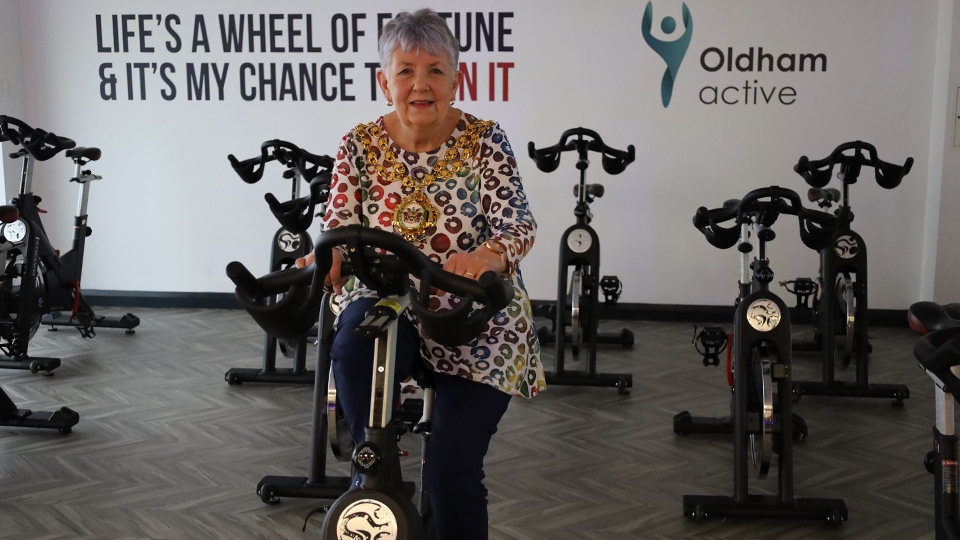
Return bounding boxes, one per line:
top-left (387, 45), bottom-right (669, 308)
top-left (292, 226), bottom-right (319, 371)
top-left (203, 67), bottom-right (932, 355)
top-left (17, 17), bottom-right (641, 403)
top-left (642, 2), bottom-right (692, 108)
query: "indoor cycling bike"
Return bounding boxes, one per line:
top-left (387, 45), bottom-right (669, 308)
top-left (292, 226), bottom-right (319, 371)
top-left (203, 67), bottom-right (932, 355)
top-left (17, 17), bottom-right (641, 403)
top-left (528, 128), bottom-right (635, 394)
top-left (0, 115), bottom-right (139, 375)
top-left (676, 186), bottom-right (847, 525)
top-left (227, 224), bottom-right (512, 539)
top-left (0, 203), bottom-right (78, 432)
top-left (223, 139), bottom-right (332, 386)
top-left (907, 301), bottom-right (960, 540)
top-left (785, 141), bottom-right (913, 404)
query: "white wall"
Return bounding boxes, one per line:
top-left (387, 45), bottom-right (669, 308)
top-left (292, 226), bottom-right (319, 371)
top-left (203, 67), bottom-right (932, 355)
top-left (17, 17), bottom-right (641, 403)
top-left (2, 0), bottom-right (952, 309)
top-left (0, 0), bottom-right (27, 199)
top-left (934, 0), bottom-right (960, 302)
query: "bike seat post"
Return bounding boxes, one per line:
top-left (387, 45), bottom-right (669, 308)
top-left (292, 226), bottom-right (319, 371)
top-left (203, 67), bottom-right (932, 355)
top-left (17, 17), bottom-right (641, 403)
top-left (289, 166), bottom-right (302, 202)
top-left (18, 153), bottom-right (34, 196)
top-left (936, 366), bottom-right (959, 437)
top-left (361, 296), bottom-right (411, 430)
top-left (73, 160), bottom-right (101, 218)
top-left (738, 221), bottom-right (753, 300)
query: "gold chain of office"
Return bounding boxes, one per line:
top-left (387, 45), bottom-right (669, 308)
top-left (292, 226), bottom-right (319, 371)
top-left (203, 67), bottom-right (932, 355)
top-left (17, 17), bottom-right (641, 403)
top-left (356, 118), bottom-right (493, 242)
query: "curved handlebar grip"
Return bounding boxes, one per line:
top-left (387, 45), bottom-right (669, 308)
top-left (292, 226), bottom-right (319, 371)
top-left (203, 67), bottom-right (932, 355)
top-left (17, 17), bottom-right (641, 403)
top-left (0, 115), bottom-right (31, 145)
top-left (226, 255), bottom-right (328, 340)
top-left (264, 192), bottom-right (314, 234)
top-left (600, 144), bottom-right (635, 175)
top-left (796, 206), bottom-right (839, 251)
top-left (794, 155), bottom-right (832, 188)
top-left (692, 205), bottom-right (741, 249)
top-left (527, 141), bottom-right (561, 173)
top-left (412, 269), bottom-right (514, 347)
top-left (226, 261), bottom-right (264, 298)
top-left (228, 153), bottom-right (270, 184)
top-left (875, 156), bottom-right (913, 189)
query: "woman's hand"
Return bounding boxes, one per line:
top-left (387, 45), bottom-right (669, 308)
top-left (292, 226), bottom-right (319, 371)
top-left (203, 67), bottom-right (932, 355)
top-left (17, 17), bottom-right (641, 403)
top-left (443, 247), bottom-right (505, 281)
top-left (296, 248), bottom-right (347, 294)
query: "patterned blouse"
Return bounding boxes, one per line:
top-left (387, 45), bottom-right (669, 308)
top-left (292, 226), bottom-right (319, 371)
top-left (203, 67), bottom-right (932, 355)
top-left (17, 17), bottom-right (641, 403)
top-left (322, 111), bottom-right (545, 399)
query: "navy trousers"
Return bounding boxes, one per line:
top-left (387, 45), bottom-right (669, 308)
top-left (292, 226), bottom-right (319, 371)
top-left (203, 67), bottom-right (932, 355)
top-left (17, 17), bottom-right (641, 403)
top-left (331, 297), bottom-right (512, 540)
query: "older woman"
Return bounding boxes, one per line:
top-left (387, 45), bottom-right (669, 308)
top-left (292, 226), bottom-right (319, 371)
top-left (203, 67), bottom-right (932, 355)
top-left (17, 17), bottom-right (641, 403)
top-left (301, 8), bottom-right (543, 540)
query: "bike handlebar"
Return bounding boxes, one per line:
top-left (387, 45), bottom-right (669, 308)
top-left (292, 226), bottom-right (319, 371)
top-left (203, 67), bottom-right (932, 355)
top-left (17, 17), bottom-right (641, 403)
top-left (692, 186), bottom-right (841, 251)
top-left (228, 140), bottom-right (334, 233)
top-left (227, 225), bottom-right (514, 346)
top-left (263, 172), bottom-right (332, 234)
top-left (0, 115), bottom-right (76, 161)
top-left (528, 127), bottom-right (635, 175)
top-left (227, 139), bottom-right (334, 185)
top-left (794, 140), bottom-right (913, 190)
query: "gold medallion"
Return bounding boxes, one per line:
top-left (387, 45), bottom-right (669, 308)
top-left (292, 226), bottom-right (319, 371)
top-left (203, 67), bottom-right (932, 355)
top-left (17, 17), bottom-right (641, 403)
top-left (392, 191), bottom-right (439, 242)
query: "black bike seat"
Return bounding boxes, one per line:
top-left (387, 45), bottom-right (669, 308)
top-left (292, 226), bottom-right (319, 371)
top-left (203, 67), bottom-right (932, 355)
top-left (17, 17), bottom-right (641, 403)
top-left (66, 147), bottom-right (101, 161)
top-left (914, 326), bottom-right (960, 395)
top-left (0, 205), bottom-right (18, 223)
top-left (907, 301), bottom-right (960, 335)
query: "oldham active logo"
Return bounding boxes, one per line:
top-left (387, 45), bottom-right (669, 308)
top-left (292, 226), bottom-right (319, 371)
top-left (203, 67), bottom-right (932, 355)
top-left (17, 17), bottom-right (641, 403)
top-left (642, 2), bottom-right (692, 107)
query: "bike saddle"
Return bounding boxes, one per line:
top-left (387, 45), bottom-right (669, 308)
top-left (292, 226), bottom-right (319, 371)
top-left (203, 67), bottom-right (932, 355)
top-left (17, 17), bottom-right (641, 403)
top-left (907, 301), bottom-right (960, 335)
top-left (0, 205), bottom-right (18, 223)
top-left (227, 225), bottom-right (513, 345)
top-left (66, 147), bottom-right (101, 162)
top-left (807, 187), bottom-right (840, 207)
top-left (573, 184), bottom-right (604, 199)
top-left (908, 302), bottom-right (960, 397)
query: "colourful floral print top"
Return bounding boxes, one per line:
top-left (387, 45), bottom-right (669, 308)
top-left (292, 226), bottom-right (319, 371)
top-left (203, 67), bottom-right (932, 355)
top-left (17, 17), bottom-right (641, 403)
top-left (322, 112), bottom-right (544, 399)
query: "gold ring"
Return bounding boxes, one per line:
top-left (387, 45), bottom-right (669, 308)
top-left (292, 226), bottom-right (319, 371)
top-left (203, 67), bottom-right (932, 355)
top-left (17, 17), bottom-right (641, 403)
top-left (465, 272), bottom-right (475, 278)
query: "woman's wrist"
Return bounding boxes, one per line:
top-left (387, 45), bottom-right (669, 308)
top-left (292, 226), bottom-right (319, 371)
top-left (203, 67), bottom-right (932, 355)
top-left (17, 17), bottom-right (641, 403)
top-left (481, 240), bottom-right (508, 273)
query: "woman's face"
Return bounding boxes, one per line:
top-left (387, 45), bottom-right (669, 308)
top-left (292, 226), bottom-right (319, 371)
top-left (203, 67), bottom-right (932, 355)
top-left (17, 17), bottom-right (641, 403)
top-left (378, 47), bottom-right (460, 130)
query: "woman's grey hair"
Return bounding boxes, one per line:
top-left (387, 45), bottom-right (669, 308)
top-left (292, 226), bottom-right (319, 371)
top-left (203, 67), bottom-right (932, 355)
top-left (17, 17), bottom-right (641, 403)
top-left (378, 9), bottom-right (460, 70)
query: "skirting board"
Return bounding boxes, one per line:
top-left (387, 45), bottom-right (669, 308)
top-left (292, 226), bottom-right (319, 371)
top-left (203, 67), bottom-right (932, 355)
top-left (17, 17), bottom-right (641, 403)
top-left (82, 290), bottom-right (909, 327)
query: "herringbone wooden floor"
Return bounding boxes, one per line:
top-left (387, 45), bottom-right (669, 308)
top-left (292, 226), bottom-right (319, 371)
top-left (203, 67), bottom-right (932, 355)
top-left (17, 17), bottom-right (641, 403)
top-left (0, 307), bottom-right (941, 539)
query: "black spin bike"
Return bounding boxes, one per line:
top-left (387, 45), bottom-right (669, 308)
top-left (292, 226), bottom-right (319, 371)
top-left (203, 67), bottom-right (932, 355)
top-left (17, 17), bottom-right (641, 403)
top-left (0, 204), bottom-right (79, 433)
top-left (0, 115), bottom-right (138, 375)
top-left (227, 225), bottom-right (512, 539)
top-left (784, 141), bottom-right (912, 404)
top-left (907, 301), bottom-right (960, 540)
top-left (676, 186), bottom-right (847, 525)
top-left (528, 128), bottom-right (635, 394)
top-left (223, 139), bottom-right (332, 386)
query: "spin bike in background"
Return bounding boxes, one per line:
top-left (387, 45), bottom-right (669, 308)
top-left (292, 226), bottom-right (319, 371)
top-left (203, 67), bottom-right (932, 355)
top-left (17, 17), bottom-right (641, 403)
top-left (676, 187), bottom-right (847, 525)
top-left (785, 141), bottom-right (913, 404)
top-left (528, 128), bottom-right (635, 394)
top-left (227, 225), bottom-right (512, 539)
top-left (0, 203), bottom-right (78, 433)
top-left (224, 140), bottom-right (332, 386)
top-left (0, 115), bottom-right (139, 375)
top-left (907, 302), bottom-right (960, 540)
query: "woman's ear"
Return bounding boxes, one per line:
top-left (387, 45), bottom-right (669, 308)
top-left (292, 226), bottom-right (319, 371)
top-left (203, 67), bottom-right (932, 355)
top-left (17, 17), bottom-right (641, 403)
top-left (376, 70), bottom-right (392, 103)
top-left (453, 69), bottom-right (462, 97)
